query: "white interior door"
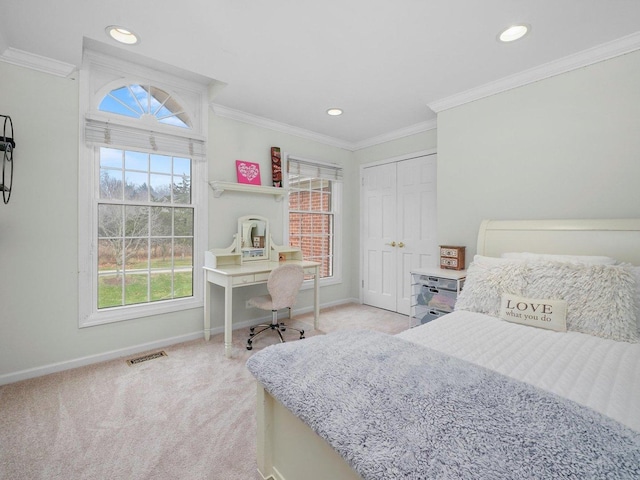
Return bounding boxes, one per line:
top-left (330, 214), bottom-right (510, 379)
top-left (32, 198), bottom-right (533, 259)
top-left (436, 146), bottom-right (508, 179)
top-left (362, 162), bottom-right (397, 311)
top-left (395, 155), bottom-right (438, 314)
top-left (362, 154), bottom-right (438, 315)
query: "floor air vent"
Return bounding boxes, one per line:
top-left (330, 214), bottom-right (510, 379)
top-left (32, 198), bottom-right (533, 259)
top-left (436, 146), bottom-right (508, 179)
top-left (126, 351), bottom-right (167, 366)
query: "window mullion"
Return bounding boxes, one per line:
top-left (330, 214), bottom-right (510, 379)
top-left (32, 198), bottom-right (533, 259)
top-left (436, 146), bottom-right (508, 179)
top-left (108, 94), bottom-right (140, 117)
top-left (119, 230), bottom-right (125, 307)
top-left (147, 204), bottom-right (152, 303)
top-left (127, 85), bottom-right (146, 116)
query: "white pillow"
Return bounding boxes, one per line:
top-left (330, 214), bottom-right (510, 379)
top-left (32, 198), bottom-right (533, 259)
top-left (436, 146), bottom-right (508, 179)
top-left (501, 252), bottom-right (617, 265)
top-left (455, 260), bottom-right (639, 343)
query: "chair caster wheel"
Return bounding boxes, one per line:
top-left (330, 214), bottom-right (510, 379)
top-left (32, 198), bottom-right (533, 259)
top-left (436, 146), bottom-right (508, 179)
top-left (247, 340), bottom-right (253, 350)
top-left (300, 335), bottom-right (305, 340)
top-left (250, 327), bottom-right (255, 333)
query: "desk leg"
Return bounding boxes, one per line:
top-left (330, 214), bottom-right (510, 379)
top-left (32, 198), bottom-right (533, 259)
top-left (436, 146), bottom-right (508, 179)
top-left (313, 267), bottom-right (320, 330)
top-left (204, 271), bottom-right (211, 341)
top-left (224, 282), bottom-right (234, 358)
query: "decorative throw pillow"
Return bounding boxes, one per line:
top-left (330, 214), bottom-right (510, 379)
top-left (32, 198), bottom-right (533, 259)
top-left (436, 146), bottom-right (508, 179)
top-left (455, 259), bottom-right (639, 343)
top-left (455, 258), bottom-right (527, 315)
top-left (499, 293), bottom-right (567, 332)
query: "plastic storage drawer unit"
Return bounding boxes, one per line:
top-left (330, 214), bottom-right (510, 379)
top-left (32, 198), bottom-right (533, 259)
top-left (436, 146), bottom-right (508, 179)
top-left (417, 286), bottom-right (457, 313)
top-left (419, 275), bottom-right (461, 291)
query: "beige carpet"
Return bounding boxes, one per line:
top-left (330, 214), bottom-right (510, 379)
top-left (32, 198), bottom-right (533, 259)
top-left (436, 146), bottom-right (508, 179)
top-left (0, 303), bottom-right (407, 480)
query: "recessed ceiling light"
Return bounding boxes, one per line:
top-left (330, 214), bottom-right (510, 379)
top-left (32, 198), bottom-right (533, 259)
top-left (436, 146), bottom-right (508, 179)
top-left (106, 26), bottom-right (139, 45)
top-left (327, 108), bottom-right (343, 116)
top-left (498, 24), bottom-right (529, 43)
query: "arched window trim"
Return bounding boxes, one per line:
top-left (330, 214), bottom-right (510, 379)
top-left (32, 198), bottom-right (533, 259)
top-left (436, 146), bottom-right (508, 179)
top-left (78, 49), bottom-right (209, 327)
top-left (86, 78), bottom-right (206, 161)
top-left (96, 81), bottom-right (193, 129)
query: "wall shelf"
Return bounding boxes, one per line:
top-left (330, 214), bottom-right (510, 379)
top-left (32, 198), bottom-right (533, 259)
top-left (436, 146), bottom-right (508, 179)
top-left (208, 181), bottom-right (287, 201)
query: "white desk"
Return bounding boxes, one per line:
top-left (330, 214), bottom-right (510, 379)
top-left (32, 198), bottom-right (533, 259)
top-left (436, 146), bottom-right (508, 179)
top-left (203, 260), bottom-right (320, 357)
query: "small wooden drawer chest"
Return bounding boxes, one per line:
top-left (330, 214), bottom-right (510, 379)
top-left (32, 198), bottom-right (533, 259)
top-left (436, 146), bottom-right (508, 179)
top-left (439, 245), bottom-right (466, 270)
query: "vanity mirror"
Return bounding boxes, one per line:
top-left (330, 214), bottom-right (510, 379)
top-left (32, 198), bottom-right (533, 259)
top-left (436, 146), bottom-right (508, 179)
top-left (205, 214), bottom-right (301, 268)
top-left (237, 215), bottom-right (270, 262)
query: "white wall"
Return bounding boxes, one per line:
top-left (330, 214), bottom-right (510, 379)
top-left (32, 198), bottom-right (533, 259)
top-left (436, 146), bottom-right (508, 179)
top-left (205, 115), bottom-right (356, 327)
top-left (437, 50), bottom-right (640, 260)
top-left (0, 61), bottom-right (357, 382)
top-left (0, 62), bottom-right (207, 381)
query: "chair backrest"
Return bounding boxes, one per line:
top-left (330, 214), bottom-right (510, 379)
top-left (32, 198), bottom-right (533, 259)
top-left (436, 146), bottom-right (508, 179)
top-left (266, 264), bottom-right (305, 310)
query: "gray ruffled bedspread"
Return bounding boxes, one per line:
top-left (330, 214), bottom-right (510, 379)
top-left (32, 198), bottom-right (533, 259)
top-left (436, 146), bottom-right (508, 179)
top-left (246, 330), bottom-right (640, 480)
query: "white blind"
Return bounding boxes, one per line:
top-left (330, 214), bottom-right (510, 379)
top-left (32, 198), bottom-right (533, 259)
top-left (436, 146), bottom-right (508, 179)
top-left (84, 118), bottom-right (206, 160)
top-left (287, 156), bottom-right (343, 182)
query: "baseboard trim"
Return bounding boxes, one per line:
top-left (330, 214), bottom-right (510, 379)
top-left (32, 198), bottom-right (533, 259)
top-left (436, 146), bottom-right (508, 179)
top-left (0, 331), bottom-right (203, 386)
top-left (0, 298), bottom-right (360, 386)
top-left (271, 466), bottom-right (286, 480)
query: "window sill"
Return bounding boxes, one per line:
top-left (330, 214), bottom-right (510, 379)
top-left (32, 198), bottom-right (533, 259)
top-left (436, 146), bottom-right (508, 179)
top-left (80, 297), bottom-right (204, 328)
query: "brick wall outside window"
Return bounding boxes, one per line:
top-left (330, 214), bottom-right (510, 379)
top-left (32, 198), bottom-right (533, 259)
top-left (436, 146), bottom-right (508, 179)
top-left (289, 179), bottom-right (334, 278)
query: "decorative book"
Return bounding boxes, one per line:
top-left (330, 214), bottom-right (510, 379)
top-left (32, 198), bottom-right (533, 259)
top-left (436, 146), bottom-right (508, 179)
top-left (271, 147), bottom-right (282, 187)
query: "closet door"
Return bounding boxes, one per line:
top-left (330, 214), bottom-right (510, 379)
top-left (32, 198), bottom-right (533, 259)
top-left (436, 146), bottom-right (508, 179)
top-left (362, 154), bottom-right (437, 315)
top-left (395, 155), bottom-right (438, 314)
top-left (362, 162), bottom-right (397, 311)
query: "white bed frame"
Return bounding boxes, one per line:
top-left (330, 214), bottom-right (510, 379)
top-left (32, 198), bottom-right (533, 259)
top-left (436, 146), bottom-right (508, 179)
top-left (255, 218), bottom-right (640, 480)
top-left (477, 218), bottom-right (640, 265)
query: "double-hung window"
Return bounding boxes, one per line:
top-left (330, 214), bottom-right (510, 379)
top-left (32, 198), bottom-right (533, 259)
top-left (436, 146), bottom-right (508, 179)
top-left (286, 156), bottom-right (342, 283)
top-left (79, 52), bottom-right (208, 327)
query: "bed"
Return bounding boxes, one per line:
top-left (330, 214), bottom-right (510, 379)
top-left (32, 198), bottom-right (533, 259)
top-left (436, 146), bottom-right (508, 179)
top-left (247, 219), bottom-right (640, 480)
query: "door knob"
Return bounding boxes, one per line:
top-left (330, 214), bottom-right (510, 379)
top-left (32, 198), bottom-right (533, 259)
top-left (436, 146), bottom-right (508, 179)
top-left (398, 242), bottom-right (405, 248)
top-left (386, 241), bottom-right (396, 247)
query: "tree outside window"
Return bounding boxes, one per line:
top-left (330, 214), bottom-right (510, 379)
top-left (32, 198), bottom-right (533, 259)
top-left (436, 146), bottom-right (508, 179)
top-left (97, 147), bottom-right (194, 309)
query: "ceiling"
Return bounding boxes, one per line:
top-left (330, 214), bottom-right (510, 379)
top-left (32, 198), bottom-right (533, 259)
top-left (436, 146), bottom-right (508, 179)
top-left (2, 1), bottom-right (640, 149)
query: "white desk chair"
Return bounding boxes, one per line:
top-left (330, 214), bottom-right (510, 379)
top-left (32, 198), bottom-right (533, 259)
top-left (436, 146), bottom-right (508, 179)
top-left (246, 264), bottom-right (305, 350)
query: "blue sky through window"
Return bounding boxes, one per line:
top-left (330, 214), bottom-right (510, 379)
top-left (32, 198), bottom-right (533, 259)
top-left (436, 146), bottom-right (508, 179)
top-left (99, 84), bottom-right (190, 128)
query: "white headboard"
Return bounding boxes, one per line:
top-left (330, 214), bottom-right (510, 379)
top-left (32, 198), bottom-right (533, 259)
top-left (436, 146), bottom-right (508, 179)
top-left (477, 219), bottom-right (640, 265)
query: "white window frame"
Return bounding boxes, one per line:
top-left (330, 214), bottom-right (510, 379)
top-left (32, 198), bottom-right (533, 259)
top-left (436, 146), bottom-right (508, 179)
top-left (78, 51), bottom-right (208, 327)
top-left (283, 153), bottom-right (343, 288)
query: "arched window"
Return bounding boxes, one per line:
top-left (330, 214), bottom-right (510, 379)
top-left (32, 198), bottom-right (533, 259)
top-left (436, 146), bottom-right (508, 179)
top-left (98, 84), bottom-right (191, 128)
top-left (79, 53), bottom-right (208, 327)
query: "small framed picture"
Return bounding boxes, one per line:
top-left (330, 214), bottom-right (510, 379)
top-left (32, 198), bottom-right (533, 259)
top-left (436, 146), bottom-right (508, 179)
top-left (236, 160), bottom-right (261, 185)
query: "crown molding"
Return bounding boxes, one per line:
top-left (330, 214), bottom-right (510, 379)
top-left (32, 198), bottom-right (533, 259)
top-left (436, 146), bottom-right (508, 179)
top-left (0, 47), bottom-right (76, 77)
top-left (352, 119), bottom-right (437, 151)
top-left (428, 31), bottom-right (640, 113)
top-left (211, 103), bottom-right (436, 151)
top-left (211, 103), bottom-right (355, 150)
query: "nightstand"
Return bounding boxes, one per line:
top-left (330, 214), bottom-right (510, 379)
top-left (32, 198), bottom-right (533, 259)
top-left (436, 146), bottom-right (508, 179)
top-left (410, 268), bottom-right (466, 327)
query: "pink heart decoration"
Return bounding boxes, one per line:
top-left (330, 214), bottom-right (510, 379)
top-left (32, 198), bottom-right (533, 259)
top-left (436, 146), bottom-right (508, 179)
top-left (236, 160), bottom-right (261, 185)
top-left (238, 163), bottom-right (259, 181)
